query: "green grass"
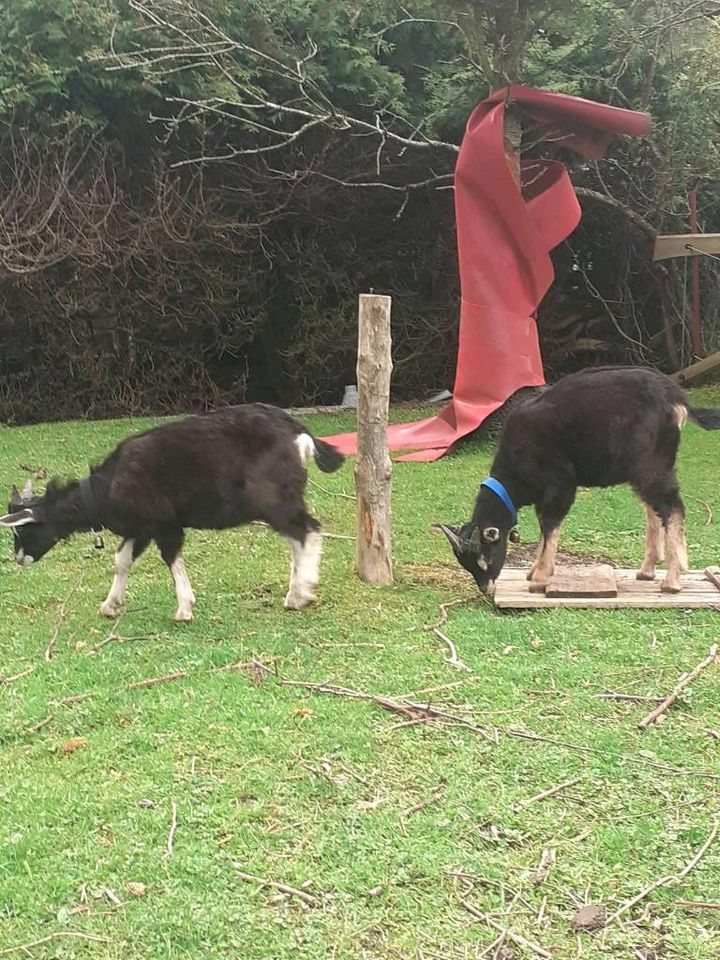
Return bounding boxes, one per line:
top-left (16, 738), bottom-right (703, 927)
top-left (3, 392), bottom-right (720, 958)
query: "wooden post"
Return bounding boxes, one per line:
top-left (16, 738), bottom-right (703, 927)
top-left (355, 293), bottom-right (393, 585)
top-left (689, 188), bottom-right (703, 359)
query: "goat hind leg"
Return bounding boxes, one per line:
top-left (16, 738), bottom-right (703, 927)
top-left (637, 505), bottom-right (664, 580)
top-left (157, 530), bottom-right (195, 621)
top-left (283, 519), bottom-right (322, 611)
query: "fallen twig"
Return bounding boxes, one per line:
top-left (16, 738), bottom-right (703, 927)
top-left (460, 898), bottom-right (552, 958)
top-left (596, 691), bottom-right (664, 704)
top-left (45, 574), bottom-right (85, 662)
top-left (281, 678), bottom-right (720, 779)
top-left (24, 714), bottom-right (54, 736)
top-left (165, 800), bottom-right (178, 856)
top-left (433, 627), bottom-right (471, 671)
top-left (307, 476), bottom-right (355, 501)
top-left (280, 679), bottom-right (495, 741)
top-left (0, 932), bottom-right (111, 955)
top-left (638, 644), bottom-right (718, 728)
top-left (534, 849), bottom-right (556, 886)
top-left (233, 867), bottom-right (319, 905)
top-left (90, 614), bottom-right (127, 652)
top-left (424, 595), bottom-right (485, 631)
top-left (403, 787), bottom-right (444, 817)
top-left (695, 497), bottom-right (713, 526)
top-left (209, 657), bottom-right (277, 678)
top-left (519, 778), bottom-right (581, 808)
top-left (675, 899), bottom-right (720, 910)
top-left (0, 666), bottom-right (35, 685)
top-left (606, 821), bottom-right (719, 925)
top-left (126, 670), bottom-right (188, 691)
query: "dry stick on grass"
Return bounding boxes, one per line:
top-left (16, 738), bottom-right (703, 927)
top-left (282, 679), bottom-right (720, 780)
top-left (0, 932), bottom-right (111, 956)
top-left (461, 898), bottom-right (552, 959)
top-left (606, 821), bottom-right (719, 926)
top-left (165, 801), bottom-right (178, 857)
top-left (694, 497), bottom-right (713, 525)
top-left (432, 627), bottom-right (471, 671)
top-left (675, 899), bottom-right (720, 910)
top-left (638, 644), bottom-right (718, 729)
top-left (519, 778), bottom-right (581, 808)
top-left (45, 573), bottom-right (85, 662)
top-left (424, 595), bottom-right (486, 632)
top-left (126, 670), bottom-right (189, 691)
top-left (534, 849), bottom-right (557, 886)
top-left (0, 666), bottom-right (35, 685)
top-left (280, 679), bottom-right (495, 741)
top-left (596, 691), bottom-right (664, 704)
top-left (21, 714), bottom-right (54, 737)
top-left (233, 867), bottom-right (319, 906)
top-left (307, 476), bottom-right (356, 501)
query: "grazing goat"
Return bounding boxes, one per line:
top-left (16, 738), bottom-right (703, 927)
top-left (0, 404), bottom-right (344, 620)
top-left (436, 367), bottom-right (720, 595)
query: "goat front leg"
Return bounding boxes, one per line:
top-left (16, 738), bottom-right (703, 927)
top-left (637, 504), bottom-right (664, 580)
top-left (100, 538), bottom-right (149, 617)
top-left (284, 528), bottom-right (322, 610)
top-left (157, 530), bottom-right (196, 621)
top-left (528, 489), bottom-right (575, 593)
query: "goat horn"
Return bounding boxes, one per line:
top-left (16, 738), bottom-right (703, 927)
top-left (21, 479), bottom-right (33, 500)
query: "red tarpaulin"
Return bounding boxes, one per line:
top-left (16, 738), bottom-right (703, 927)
top-left (325, 84), bottom-right (650, 461)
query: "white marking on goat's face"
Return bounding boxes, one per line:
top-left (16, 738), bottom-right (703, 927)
top-left (16, 548), bottom-right (34, 566)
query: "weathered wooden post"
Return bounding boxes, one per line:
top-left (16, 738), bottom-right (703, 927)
top-left (355, 292), bottom-right (393, 585)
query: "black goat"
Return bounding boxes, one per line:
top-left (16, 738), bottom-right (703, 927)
top-left (436, 367), bottom-right (720, 595)
top-left (0, 404), bottom-right (344, 620)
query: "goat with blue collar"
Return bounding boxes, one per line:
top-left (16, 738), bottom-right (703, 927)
top-left (435, 366), bottom-right (720, 596)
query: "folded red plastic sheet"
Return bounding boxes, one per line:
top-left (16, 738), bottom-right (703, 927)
top-left (324, 84), bottom-right (650, 461)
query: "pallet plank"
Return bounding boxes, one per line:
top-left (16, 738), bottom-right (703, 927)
top-left (495, 568), bottom-right (720, 610)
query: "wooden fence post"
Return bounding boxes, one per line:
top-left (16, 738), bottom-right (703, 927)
top-left (355, 293), bottom-right (393, 585)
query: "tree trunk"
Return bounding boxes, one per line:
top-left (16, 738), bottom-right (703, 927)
top-left (355, 293), bottom-right (393, 585)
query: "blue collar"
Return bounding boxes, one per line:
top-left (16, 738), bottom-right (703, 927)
top-left (480, 477), bottom-right (517, 525)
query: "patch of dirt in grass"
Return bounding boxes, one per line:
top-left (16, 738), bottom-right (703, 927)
top-left (505, 542), bottom-right (616, 568)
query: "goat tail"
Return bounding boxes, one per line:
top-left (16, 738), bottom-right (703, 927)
top-left (295, 432), bottom-right (345, 473)
top-left (687, 405), bottom-right (720, 430)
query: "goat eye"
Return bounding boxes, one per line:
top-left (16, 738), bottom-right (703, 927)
top-left (483, 527), bottom-right (500, 543)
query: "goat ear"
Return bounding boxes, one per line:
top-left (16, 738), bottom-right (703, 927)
top-left (483, 526), bottom-right (500, 543)
top-left (10, 484), bottom-right (22, 507)
top-left (509, 527), bottom-right (520, 544)
top-left (432, 523), bottom-right (463, 552)
top-left (0, 508), bottom-right (37, 527)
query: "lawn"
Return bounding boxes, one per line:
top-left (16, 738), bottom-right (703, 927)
top-left (2, 391), bottom-right (720, 959)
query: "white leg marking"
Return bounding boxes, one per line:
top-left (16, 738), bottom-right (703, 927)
top-left (171, 554), bottom-right (196, 621)
top-left (284, 530), bottom-right (322, 610)
top-left (662, 511), bottom-right (686, 592)
top-left (637, 505), bottom-right (664, 580)
top-left (673, 404), bottom-right (688, 430)
top-left (100, 539), bottom-right (135, 618)
top-left (529, 526), bottom-right (561, 592)
top-left (295, 433), bottom-right (315, 466)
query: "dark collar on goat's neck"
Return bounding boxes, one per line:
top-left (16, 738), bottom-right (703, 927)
top-left (480, 477), bottom-right (517, 526)
top-left (79, 476), bottom-right (104, 542)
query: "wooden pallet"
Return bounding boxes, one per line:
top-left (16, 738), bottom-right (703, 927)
top-left (494, 567), bottom-right (720, 610)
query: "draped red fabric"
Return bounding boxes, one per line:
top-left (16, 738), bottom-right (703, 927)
top-left (324, 85), bottom-right (650, 461)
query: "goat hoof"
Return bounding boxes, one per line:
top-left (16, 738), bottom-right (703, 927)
top-left (100, 601), bottom-right (120, 618)
top-left (283, 591), bottom-right (315, 611)
top-left (174, 607), bottom-right (194, 622)
top-left (661, 580), bottom-right (682, 594)
top-left (528, 580), bottom-right (548, 594)
top-left (636, 571), bottom-right (656, 581)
